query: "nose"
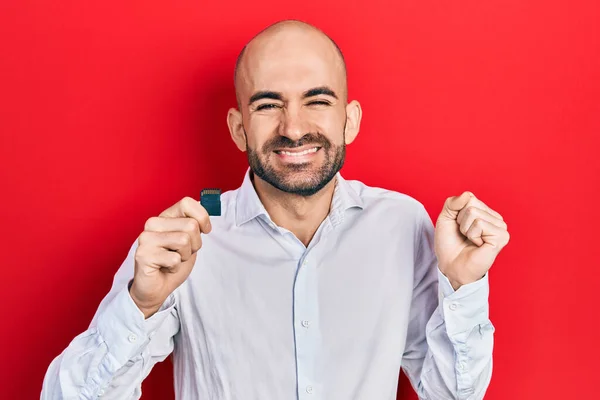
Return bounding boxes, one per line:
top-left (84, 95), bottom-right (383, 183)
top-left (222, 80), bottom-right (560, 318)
top-left (279, 106), bottom-right (307, 142)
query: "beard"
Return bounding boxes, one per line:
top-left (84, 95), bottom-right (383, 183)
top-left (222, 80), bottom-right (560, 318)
top-left (245, 127), bottom-right (346, 197)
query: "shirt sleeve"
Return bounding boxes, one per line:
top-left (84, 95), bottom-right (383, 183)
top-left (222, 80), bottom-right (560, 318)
top-left (40, 240), bottom-right (181, 400)
top-left (401, 205), bottom-right (494, 400)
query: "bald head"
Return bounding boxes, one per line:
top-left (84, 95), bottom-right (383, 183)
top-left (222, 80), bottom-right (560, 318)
top-left (234, 20), bottom-right (348, 106)
top-left (226, 20), bottom-right (363, 197)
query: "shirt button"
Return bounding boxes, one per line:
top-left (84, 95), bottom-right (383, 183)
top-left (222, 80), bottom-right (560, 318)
top-left (301, 320), bottom-right (311, 328)
top-left (128, 334), bottom-right (137, 343)
top-left (98, 389), bottom-right (105, 397)
top-left (458, 361), bottom-right (467, 371)
top-left (449, 302), bottom-right (458, 311)
top-left (306, 385), bottom-right (313, 394)
top-left (302, 260), bottom-right (308, 266)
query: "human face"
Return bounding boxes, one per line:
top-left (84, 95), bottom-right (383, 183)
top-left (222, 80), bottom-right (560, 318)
top-left (228, 26), bottom-right (360, 197)
top-left (243, 75), bottom-right (348, 197)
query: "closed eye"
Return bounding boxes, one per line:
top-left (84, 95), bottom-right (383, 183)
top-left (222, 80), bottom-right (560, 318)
top-left (307, 100), bottom-right (331, 106)
top-left (256, 103), bottom-right (281, 111)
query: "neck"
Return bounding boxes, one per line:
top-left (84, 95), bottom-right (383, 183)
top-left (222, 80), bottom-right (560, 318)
top-left (251, 171), bottom-right (337, 247)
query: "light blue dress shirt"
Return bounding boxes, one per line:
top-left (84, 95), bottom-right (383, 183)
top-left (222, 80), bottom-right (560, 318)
top-left (41, 168), bottom-right (493, 400)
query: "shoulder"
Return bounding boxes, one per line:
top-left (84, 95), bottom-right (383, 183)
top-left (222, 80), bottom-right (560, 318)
top-left (344, 177), bottom-right (428, 219)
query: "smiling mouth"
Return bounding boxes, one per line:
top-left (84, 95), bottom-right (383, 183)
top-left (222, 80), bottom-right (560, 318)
top-left (273, 146), bottom-right (321, 157)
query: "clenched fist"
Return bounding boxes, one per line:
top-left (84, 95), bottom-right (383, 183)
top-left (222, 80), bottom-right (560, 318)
top-left (130, 197), bottom-right (212, 318)
top-left (434, 191), bottom-right (510, 291)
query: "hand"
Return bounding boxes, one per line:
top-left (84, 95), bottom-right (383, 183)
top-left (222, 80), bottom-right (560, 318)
top-left (130, 197), bottom-right (212, 318)
top-left (434, 191), bottom-right (510, 290)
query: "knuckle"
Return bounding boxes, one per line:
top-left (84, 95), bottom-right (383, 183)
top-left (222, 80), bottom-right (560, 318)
top-left (134, 248), bottom-right (147, 264)
top-left (465, 206), bottom-right (476, 218)
top-left (168, 251), bottom-right (182, 266)
top-left (181, 196), bottom-right (195, 208)
top-left (185, 218), bottom-right (199, 233)
top-left (191, 231), bottom-right (202, 245)
top-left (177, 232), bottom-right (191, 247)
top-left (144, 216), bottom-right (158, 230)
top-left (138, 231), bottom-right (151, 244)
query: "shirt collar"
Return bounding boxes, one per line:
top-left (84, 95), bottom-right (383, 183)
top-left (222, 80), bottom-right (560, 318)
top-left (235, 167), bottom-right (364, 227)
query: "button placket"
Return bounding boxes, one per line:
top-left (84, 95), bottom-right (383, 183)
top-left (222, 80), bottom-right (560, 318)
top-left (293, 254), bottom-right (320, 399)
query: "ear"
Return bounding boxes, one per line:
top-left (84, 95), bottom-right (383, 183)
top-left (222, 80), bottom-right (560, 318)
top-left (227, 108), bottom-right (247, 152)
top-left (344, 100), bottom-right (362, 145)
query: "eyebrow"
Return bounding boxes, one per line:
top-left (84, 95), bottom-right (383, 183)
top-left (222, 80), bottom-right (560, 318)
top-left (248, 91), bottom-right (283, 105)
top-left (248, 86), bottom-right (338, 106)
top-left (303, 86), bottom-right (338, 99)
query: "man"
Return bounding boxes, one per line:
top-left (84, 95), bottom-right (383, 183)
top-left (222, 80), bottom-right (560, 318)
top-left (41, 20), bottom-right (510, 400)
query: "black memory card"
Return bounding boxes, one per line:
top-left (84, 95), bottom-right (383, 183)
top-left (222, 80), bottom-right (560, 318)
top-left (200, 188), bottom-right (221, 216)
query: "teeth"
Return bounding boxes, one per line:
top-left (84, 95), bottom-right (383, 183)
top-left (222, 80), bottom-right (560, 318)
top-left (280, 147), bottom-right (319, 157)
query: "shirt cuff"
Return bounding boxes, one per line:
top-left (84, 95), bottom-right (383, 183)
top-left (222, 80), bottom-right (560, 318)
top-left (96, 284), bottom-right (176, 369)
top-left (437, 268), bottom-right (490, 336)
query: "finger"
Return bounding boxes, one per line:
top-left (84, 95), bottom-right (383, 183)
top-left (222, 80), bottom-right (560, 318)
top-left (466, 197), bottom-right (504, 221)
top-left (138, 231), bottom-right (194, 262)
top-left (164, 253), bottom-right (197, 276)
top-left (457, 206), bottom-right (508, 235)
top-left (464, 218), bottom-right (510, 249)
top-left (136, 246), bottom-right (182, 272)
top-left (159, 197), bottom-right (212, 234)
top-left (144, 217), bottom-right (202, 253)
top-left (151, 248), bottom-right (183, 271)
top-left (442, 191), bottom-right (474, 220)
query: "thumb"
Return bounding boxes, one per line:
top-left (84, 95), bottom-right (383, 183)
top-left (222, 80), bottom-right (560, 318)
top-left (439, 191), bottom-right (474, 221)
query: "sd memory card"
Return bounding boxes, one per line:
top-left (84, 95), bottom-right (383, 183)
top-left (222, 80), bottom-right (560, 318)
top-left (200, 188), bottom-right (221, 216)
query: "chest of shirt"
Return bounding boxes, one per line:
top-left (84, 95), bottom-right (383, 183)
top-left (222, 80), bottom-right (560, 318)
top-left (174, 210), bottom-right (418, 354)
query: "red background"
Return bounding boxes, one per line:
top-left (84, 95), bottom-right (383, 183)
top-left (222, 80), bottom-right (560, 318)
top-left (1, 1), bottom-right (599, 399)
